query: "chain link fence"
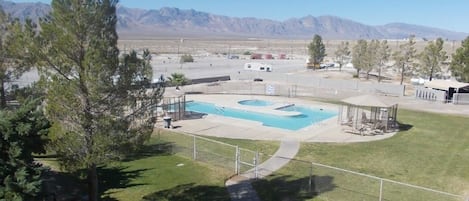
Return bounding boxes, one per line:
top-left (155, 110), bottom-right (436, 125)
top-left (156, 131), bottom-right (467, 201)
top-left (156, 130), bottom-right (262, 175)
top-left (181, 80), bottom-right (372, 100)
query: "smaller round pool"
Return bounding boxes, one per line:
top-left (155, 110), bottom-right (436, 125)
top-left (238, 99), bottom-right (274, 106)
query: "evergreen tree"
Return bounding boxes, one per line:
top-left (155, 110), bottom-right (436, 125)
top-left (420, 38), bottom-right (447, 81)
top-left (0, 7), bottom-right (36, 108)
top-left (376, 40), bottom-right (391, 82)
top-left (352, 39), bottom-right (368, 77)
top-left (450, 36), bottom-right (469, 82)
top-left (334, 41), bottom-right (351, 72)
top-left (0, 99), bottom-right (50, 201)
top-left (307, 34), bottom-right (326, 69)
top-left (393, 35), bottom-right (417, 85)
top-left (363, 39), bottom-right (379, 80)
top-left (32, 1), bottom-right (165, 200)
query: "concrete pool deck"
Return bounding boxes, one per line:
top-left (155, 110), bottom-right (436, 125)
top-left (172, 94), bottom-right (397, 143)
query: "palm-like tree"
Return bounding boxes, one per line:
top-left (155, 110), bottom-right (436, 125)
top-left (167, 73), bottom-right (189, 87)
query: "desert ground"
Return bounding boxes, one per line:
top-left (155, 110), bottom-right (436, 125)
top-left (117, 37), bottom-right (461, 85)
top-left (15, 37), bottom-right (461, 93)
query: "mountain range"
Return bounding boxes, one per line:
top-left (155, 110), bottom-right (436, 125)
top-left (1, 0), bottom-right (467, 40)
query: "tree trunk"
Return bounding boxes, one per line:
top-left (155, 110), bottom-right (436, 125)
top-left (400, 65), bottom-right (405, 85)
top-left (378, 66), bottom-right (382, 83)
top-left (0, 79), bottom-right (6, 109)
top-left (429, 65), bottom-right (434, 81)
top-left (88, 163), bottom-right (98, 201)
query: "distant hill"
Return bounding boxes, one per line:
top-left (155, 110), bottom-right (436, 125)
top-left (1, 1), bottom-right (467, 40)
top-left (0, 0), bottom-right (50, 21)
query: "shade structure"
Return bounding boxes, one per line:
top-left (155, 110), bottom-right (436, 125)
top-left (339, 94), bottom-right (398, 135)
top-left (424, 79), bottom-right (469, 91)
top-left (341, 94), bottom-right (397, 108)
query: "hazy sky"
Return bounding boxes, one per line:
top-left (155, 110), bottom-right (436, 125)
top-left (10, 0), bottom-right (469, 33)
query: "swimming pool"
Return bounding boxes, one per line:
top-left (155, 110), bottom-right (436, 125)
top-left (238, 99), bottom-right (274, 106)
top-left (185, 101), bottom-right (336, 131)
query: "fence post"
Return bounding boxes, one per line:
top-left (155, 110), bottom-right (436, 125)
top-left (235, 146), bottom-right (239, 175)
top-left (379, 179), bottom-right (383, 201)
top-left (309, 162), bottom-right (313, 194)
top-left (193, 135), bottom-right (197, 160)
top-left (254, 151), bottom-right (259, 179)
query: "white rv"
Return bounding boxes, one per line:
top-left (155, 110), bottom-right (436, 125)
top-left (244, 62), bottom-right (272, 72)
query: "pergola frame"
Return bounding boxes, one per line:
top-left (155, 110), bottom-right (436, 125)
top-left (338, 95), bottom-right (398, 134)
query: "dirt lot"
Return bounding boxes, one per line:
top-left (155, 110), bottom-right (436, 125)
top-left (117, 37), bottom-right (460, 86)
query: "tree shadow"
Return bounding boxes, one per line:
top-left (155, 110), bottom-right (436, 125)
top-left (253, 174), bottom-right (336, 201)
top-left (40, 166), bottom-right (149, 201)
top-left (141, 174), bottom-right (336, 201)
top-left (98, 166), bottom-right (150, 201)
top-left (121, 141), bottom-right (174, 162)
top-left (141, 183), bottom-right (230, 201)
top-left (40, 170), bottom-right (87, 201)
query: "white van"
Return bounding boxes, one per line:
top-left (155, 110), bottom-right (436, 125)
top-left (244, 62), bottom-right (272, 72)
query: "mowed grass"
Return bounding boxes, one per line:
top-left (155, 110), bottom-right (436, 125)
top-left (101, 134), bottom-right (234, 201)
top-left (253, 109), bottom-right (469, 200)
top-left (37, 109), bottom-right (468, 200)
top-left (101, 130), bottom-right (280, 201)
top-left (36, 130), bottom-right (279, 201)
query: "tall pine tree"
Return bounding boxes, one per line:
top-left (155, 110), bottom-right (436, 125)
top-left (393, 35), bottom-right (417, 85)
top-left (451, 37), bottom-right (469, 82)
top-left (334, 41), bottom-right (351, 72)
top-left (352, 39), bottom-right (368, 78)
top-left (419, 38), bottom-right (447, 81)
top-left (0, 7), bottom-right (36, 109)
top-left (307, 34), bottom-right (326, 69)
top-left (33, 1), bottom-right (165, 200)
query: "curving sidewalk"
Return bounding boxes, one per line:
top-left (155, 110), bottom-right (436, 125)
top-left (225, 139), bottom-right (300, 201)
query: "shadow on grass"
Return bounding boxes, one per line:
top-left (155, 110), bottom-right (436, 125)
top-left (99, 166), bottom-right (149, 201)
top-left (141, 175), bottom-right (337, 201)
top-left (40, 170), bottom-right (87, 201)
top-left (397, 121), bottom-right (413, 131)
top-left (141, 183), bottom-right (230, 201)
top-left (252, 174), bottom-right (336, 201)
top-left (122, 141), bottom-right (174, 162)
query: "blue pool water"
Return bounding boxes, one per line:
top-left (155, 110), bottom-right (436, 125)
top-left (185, 101), bottom-right (337, 131)
top-left (238, 99), bottom-right (274, 106)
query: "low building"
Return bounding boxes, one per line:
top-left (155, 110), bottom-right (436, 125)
top-left (416, 79), bottom-right (469, 104)
top-left (244, 62), bottom-right (273, 72)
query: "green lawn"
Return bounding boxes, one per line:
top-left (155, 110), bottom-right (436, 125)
top-left (103, 131), bottom-right (281, 200)
top-left (36, 131), bottom-right (278, 201)
top-left (37, 109), bottom-right (469, 201)
top-left (253, 109), bottom-right (469, 201)
top-left (102, 156), bottom-right (231, 200)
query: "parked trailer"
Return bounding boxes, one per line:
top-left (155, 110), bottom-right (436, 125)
top-left (244, 62), bottom-right (273, 72)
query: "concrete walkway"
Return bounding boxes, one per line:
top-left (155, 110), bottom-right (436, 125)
top-left (225, 139), bottom-right (300, 201)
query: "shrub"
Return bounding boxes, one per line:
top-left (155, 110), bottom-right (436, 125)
top-left (180, 54), bottom-right (194, 63)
